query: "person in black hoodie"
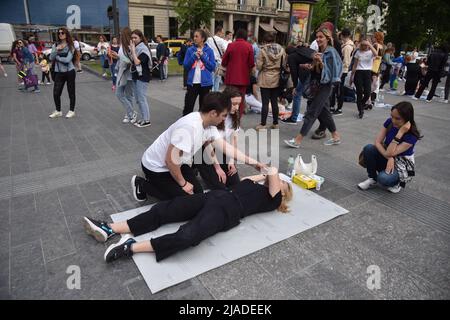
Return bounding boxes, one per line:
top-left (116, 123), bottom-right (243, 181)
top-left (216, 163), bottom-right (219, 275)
top-left (404, 55), bottom-right (421, 96)
top-left (413, 45), bottom-right (448, 102)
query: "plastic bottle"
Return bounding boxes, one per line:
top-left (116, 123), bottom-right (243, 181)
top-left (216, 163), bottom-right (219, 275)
top-left (287, 155), bottom-right (295, 177)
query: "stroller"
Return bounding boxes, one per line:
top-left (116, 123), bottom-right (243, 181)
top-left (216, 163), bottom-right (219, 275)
top-left (18, 64), bottom-right (38, 90)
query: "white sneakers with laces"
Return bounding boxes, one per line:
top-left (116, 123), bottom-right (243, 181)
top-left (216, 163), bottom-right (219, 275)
top-left (66, 111), bottom-right (75, 118)
top-left (357, 178), bottom-right (377, 190)
top-left (49, 111), bottom-right (62, 118)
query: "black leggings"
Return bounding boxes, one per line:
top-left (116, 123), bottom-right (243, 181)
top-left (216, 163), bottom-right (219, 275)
top-left (41, 71), bottom-right (50, 83)
top-left (260, 87), bottom-right (280, 125)
top-left (127, 191), bottom-right (240, 261)
top-left (141, 163), bottom-right (203, 201)
top-left (195, 162), bottom-right (240, 190)
top-left (53, 69), bottom-right (76, 111)
top-left (354, 70), bottom-right (372, 113)
top-left (415, 70), bottom-right (441, 101)
top-left (183, 84), bottom-right (212, 116)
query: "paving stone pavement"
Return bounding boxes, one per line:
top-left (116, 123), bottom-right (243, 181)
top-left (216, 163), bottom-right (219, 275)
top-left (0, 64), bottom-right (449, 300)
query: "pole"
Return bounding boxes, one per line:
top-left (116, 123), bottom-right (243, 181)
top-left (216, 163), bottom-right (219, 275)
top-left (23, 0), bottom-right (30, 24)
top-left (334, 0), bottom-right (340, 31)
top-left (112, 0), bottom-right (119, 36)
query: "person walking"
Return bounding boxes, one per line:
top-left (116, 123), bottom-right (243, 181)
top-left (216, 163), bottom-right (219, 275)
top-left (255, 32), bottom-right (286, 130)
top-left (20, 40), bottom-right (40, 93)
top-left (11, 40), bottom-right (24, 85)
top-left (48, 27), bottom-right (77, 118)
top-left (156, 35), bottom-right (168, 81)
top-left (130, 29), bottom-right (152, 128)
top-left (182, 29), bottom-right (215, 116)
top-left (108, 36), bottom-right (120, 91)
top-left (221, 28), bottom-right (255, 117)
top-left (284, 27), bottom-right (342, 148)
top-left (97, 35), bottom-right (109, 77)
top-left (73, 36), bottom-right (83, 73)
top-left (206, 26), bottom-right (228, 92)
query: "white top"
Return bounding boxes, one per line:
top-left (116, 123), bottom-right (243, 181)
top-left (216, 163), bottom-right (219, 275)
top-left (220, 115), bottom-right (240, 140)
top-left (142, 112), bottom-right (221, 172)
top-left (97, 41), bottom-right (109, 55)
top-left (206, 35), bottom-right (228, 63)
top-left (310, 40), bottom-right (319, 52)
top-left (193, 59), bottom-right (202, 84)
top-left (73, 40), bottom-right (80, 50)
top-left (354, 50), bottom-right (375, 70)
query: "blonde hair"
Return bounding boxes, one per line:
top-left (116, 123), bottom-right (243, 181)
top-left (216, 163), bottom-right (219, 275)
top-left (317, 28), bottom-right (334, 47)
top-left (277, 182), bottom-right (293, 213)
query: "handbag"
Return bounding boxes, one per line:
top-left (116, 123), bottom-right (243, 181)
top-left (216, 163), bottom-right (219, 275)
top-left (279, 55), bottom-right (289, 89)
top-left (372, 56), bottom-right (382, 74)
top-left (23, 68), bottom-right (38, 88)
top-left (302, 73), bottom-right (320, 100)
top-left (358, 150), bottom-right (366, 168)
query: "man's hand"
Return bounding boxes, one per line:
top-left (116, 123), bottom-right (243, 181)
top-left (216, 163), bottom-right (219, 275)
top-left (215, 166), bottom-right (227, 184)
top-left (228, 164), bottom-right (237, 176)
top-left (254, 162), bottom-right (268, 171)
top-left (182, 181), bottom-right (194, 195)
top-left (385, 157), bottom-right (395, 174)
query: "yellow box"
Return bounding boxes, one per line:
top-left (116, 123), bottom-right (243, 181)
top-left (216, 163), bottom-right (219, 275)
top-left (292, 174), bottom-right (317, 189)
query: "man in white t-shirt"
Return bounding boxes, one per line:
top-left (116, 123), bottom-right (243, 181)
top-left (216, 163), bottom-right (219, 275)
top-left (131, 92), bottom-right (264, 201)
top-left (206, 26), bottom-right (228, 92)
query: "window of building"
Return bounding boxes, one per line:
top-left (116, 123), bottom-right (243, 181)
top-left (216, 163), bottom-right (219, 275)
top-left (277, 0), bottom-right (284, 10)
top-left (259, 0), bottom-right (266, 7)
top-left (143, 16), bottom-right (155, 42)
top-left (169, 17), bottom-right (178, 39)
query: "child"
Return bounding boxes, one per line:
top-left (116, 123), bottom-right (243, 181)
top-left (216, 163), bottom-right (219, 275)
top-left (39, 55), bottom-right (51, 85)
top-left (0, 59), bottom-right (7, 77)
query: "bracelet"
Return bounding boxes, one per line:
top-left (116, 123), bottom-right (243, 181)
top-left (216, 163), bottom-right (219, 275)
top-left (394, 137), bottom-right (402, 143)
top-left (181, 181), bottom-right (187, 188)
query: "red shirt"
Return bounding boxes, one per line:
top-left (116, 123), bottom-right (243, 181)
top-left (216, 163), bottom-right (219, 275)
top-left (221, 39), bottom-right (255, 86)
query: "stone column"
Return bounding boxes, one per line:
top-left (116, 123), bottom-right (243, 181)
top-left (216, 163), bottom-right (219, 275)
top-left (210, 17), bottom-right (215, 35)
top-left (228, 13), bottom-right (234, 33)
top-left (254, 15), bottom-right (260, 40)
top-left (270, 18), bottom-right (274, 27)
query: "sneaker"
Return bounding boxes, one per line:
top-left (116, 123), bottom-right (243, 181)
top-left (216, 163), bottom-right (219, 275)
top-left (102, 73), bottom-right (107, 77)
top-left (324, 138), bottom-right (341, 146)
top-left (134, 120), bottom-right (151, 128)
top-left (66, 111), bottom-right (75, 118)
top-left (311, 130), bottom-right (326, 140)
top-left (281, 118), bottom-right (297, 125)
top-left (49, 111), bottom-right (62, 118)
top-left (387, 184), bottom-right (402, 193)
top-left (130, 112), bottom-right (138, 124)
top-left (285, 102), bottom-right (293, 111)
top-left (270, 124), bottom-right (279, 129)
top-left (426, 99), bottom-right (432, 103)
top-left (77, 70), bottom-right (83, 73)
top-left (4, 73), bottom-right (7, 77)
top-left (284, 138), bottom-right (301, 148)
top-left (32, 89), bottom-right (41, 93)
top-left (83, 217), bottom-right (116, 242)
top-left (412, 96), bottom-right (419, 100)
top-left (358, 111), bottom-right (364, 119)
top-left (333, 109), bottom-right (343, 115)
top-left (443, 99), bottom-right (449, 104)
top-left (122, 115), bottom-right (130, 123)
top-left (38, 80), bottom-right (43, 84)
top-left (255, 124), bottom-right (267, 131)
top-left (131, 175), bottom-right (147, 202)
top-left (330, 107), bottom-right (336, 113)
top-left (357, 178), bottom-right (377, 190)
top-left (104, 236), bottom-right (136, 263)
top-left (46, 82), bottom-right (51, 85)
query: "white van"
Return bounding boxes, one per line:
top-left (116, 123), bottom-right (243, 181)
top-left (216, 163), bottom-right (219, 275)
top-left (0, 23), bottom-right (16, 62)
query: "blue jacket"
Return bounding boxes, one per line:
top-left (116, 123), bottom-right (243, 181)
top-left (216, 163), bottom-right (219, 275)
top-left (320, 46), bottom-right (343, 84)
top-left (183, 43), bottom-right (216, 87)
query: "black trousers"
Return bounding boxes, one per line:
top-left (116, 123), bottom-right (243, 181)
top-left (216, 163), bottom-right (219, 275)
top-left (127, 191), bottom-right (240, 261)
top-left (414, 70), bottom-right (441, 100)
top-left (354, 70), bottom-right (372, 113)
top-left (380, 64), bottom-right (392, 89)
top-left (183, 84), bottom-right (212, 116)
top-left (336, 73), bottom-right (348, 110)
top-left (53, 69), bottom-right (76, 111)
top-left (445, 72), bottom-right (450, 100)
top-left (183, 68), bottom-right (188, 88)
top-left (141, 163), bottom-right (203, 201)
top-left (404, 79), bottom-right (419, 96)
top-left (41, 71), bottom-right (50, 83)
top-left (260, 87), bottom-right (280, 125)
top-left (195, 162), bottom-right (240, 190)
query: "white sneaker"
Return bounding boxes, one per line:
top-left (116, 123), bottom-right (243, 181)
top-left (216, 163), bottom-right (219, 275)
top-left (130, 112), bottom-right (138, 124)
top-left (102, 73), bottom-right (107, 77)
top-left (49, 111), bottom-right (62, 118)
top-left (46, 82), bottom-right (51, 85)
top-left (357, 178), bottom-right (377, 190)
top-left (3, 73), bottom-right (7, 77)
top-left (442, 99), bottom-right (448, 104)
top-left (66, 111), bottom-right (75, 118)
top-left (412, 96), bottom-right (418, 100)
top-left (387, 184), bottom-right (401, 193)
top-left (122, 115), bottom-right (130, 123)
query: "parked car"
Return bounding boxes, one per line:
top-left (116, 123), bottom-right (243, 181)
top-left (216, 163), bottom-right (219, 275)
top-left (164, 39), bottom-right (185, 57)
top-left (0, 23), bottom-right (15, 62)
top-left (43, 41), bottom-right (98, 61)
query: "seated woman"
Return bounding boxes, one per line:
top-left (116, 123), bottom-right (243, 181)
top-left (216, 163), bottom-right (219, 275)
top-left (83, 167), bottom-right (293, 263)
top-left (195, 86), bottom-right (242, 190)
top-left (358, 101), bottom-right (422, 193)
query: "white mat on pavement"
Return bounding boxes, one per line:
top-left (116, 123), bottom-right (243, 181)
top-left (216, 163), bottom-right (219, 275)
top-left (111, 175), bottom-right (348, 293)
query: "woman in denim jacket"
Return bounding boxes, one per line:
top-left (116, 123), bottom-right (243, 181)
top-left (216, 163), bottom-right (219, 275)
top-left (285, 27), bottom-right (343, 148)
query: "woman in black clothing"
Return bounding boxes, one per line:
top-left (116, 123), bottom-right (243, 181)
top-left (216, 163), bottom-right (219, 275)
top-left (83, 167), bottom-right (293, 262)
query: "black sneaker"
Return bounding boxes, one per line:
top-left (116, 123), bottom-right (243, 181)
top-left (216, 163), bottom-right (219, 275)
top-left (131, 175), bottom-right (147, 202)
top-left (104, 236), bottom-right (136, 263)
top-left (83, 217), bottom-right (116, 242)
top-left (311, 130), bottom-right (326, 139)
top-left (135, 120), bottom-right (151, 128)
top-left (281, 117), bottom-right (297, 125)
top-left (333, 109), bottom-right (343, 115)
top-left (358, 111), bottom-right (364, 119)
top-left (330, 107), bottom-right (336, 113)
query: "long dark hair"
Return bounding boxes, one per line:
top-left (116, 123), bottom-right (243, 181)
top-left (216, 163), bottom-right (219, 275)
top-left (218, 86), bottom-right (241, 131)
top-left (391, 101), bottom-right (423, 139)
top-left (131, 29), bottom-right (148, 45)
top-left (57, 27), bottom-right (74, 52)
top-left (10, 40), bottom-right (21, 55)
top-left (121, 27), bottom-right (132, 52)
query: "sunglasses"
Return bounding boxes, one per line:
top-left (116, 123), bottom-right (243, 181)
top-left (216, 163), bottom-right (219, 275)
top-left (58, 31), bottom-right (66, 35)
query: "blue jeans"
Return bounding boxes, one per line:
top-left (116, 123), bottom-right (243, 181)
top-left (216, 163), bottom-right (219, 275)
top-left (291, 80), bottom-right (303, 121)
top-left (100, 54), bottom-right (107, 73)
top-left (363, 144), bottom-right (399, 187)
top-left (133, 80), bottom-right (150, 121)
top-left (110, 62), bottom-right (117, 86)
top-left (116, 80), bottom-right (135, 119)
top-left (212, 72), bottom-right (222, 92)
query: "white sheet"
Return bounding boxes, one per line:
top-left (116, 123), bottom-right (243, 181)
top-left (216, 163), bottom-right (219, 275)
top-left (111, 175), bottom-right (348, 293)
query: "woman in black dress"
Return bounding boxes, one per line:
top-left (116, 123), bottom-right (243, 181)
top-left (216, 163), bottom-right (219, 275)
top-left (83, 167), bottom-right (293, 262)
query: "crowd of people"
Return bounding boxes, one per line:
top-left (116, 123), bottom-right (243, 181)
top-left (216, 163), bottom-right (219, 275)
top-left (6, 22), bottom-right (440, 264)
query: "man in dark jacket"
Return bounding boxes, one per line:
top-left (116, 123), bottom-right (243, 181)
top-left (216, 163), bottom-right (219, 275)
top-left (178, 38), bottom-right (192, 89)
top-left (282, 44), bottom-right (315, 124)
top-left (156, 35), bottom-right (168, 81)
top-left (414, 46), bottom-right (448, 102)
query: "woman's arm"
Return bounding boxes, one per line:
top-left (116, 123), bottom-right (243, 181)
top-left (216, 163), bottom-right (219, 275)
top-left (56, 49), bottom-right (73, 63)
top-left (385, 121), bottom-right (413, 157)
top-left (241, 174), bottom-right (266, 183)
top-left (200, 49), bottom-right (216, 72)
top-left (183, 47), bottom-right (196, 70)
top-left (213, 138), bottom-right (265, 170)
top-left (374, 127), bottom-right (390, 158)
top-left (263, 167), bottom-right (282, 197)
top-left (12, 52), bottom-right (20, 65)
top-left (256, 50), bottom-right (264, 71)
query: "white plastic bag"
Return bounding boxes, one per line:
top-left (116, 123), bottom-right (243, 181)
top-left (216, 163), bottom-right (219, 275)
top-left (294, 154), bottom-right (317, 176)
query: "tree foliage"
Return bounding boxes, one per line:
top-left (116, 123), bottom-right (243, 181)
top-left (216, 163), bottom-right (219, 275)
top-left (174, 0), bottom-right (217, 36)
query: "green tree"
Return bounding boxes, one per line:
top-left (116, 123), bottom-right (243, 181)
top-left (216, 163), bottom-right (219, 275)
top-left (311, 0), bottom-right (333, 32)
top-left (174, 0), bottom-right (218, 36)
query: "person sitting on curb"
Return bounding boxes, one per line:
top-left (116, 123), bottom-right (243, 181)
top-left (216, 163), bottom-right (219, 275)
top-left (358, 101), bottom-right (422, 193)
top-left (82, 167), bottom-right (292, 263)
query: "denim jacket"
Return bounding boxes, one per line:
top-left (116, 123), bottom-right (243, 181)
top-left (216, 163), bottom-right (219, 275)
top-left (49, 44), bottom-right (75, 73)
top-left (320, 46), bottom-right (342, 84)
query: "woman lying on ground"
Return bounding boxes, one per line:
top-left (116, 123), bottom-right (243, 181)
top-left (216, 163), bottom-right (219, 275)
top-left (83, 167), bottom-right (293, 263)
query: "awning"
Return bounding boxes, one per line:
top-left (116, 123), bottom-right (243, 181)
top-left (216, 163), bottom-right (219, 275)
top-left (274, 23), bottom-right (288, 33)
top-left (259, 23), bottom-right (276, 32)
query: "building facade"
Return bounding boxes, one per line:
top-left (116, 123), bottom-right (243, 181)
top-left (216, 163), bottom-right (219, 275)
top-left (129, 0), bottom-right (291, 42)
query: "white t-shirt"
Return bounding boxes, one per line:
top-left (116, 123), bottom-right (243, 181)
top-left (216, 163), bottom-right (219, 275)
top-left (354, 50), bottom-right (375, 70)
top-left (74, 40), bottom-right (80, 50)
top-left (97, 41), bottom-right (109, 55)
top-left (142, 112), bottom-right (221, 172)
top-left (220, 115), bottom-right (240, 140)
top-left (206, 35), bottom-right (228, 63)
top-left (193, 59), bottom-right (202, 84)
